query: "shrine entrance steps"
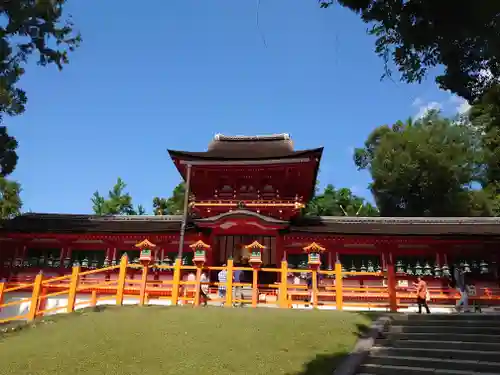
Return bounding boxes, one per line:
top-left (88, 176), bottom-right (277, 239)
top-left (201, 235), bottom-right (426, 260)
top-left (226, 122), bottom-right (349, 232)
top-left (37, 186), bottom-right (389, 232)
top-left (357, 313), bottom-right (500, 375)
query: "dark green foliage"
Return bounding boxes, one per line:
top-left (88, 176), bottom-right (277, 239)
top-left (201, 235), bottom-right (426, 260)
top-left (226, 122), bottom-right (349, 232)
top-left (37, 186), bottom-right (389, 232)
top-left (1, 0), bottom-right (81, 121)
top-left (0, 0), bottom-right (81, 219)
top-left (469, 84), bottom-right (500, 215)
top-left (0, 176), bottom-right (21, 219)
top-left (354, 111), bottom-right (491, 216)
top-left (305, 184), bottom-right (378, 216)
top-left (153, 182), bottom-right (185, 215)
top-left (92, 178), bottom-right (145, 215)
top-left (0, 126), bottom-right (21, 218)
top-left (320, 1), bottom-right (500, 101)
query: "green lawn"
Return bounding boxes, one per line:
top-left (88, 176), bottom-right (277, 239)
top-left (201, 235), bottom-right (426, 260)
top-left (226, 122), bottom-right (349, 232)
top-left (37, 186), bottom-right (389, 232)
top-left (0, 306), bottom-right (372, 375)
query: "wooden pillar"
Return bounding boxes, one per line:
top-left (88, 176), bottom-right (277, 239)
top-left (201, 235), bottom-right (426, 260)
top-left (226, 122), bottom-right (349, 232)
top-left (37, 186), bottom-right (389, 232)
top-left (225, 259), bottom-right (234, 307)
top-left (20, 245), bottom-right (27, 264)
top-left (12, 245), bottom-right (19, 266)
top-left (311, 267), bottom-right (318, 309)
top-left (386, 251), bottom-right (397, 313)
top-left (208, 232), bottom-right (216, 266)
top-left (276, 233), bottom-right (284, 263)
top-left (138, 264), bottom-right (149, 306)
top-left (279, 260), bottom-right (288, 308)
top-left (27, 273), bottom-right (43, 321)
top-left (67, 247), bottom-right (73, 266)
top-left (335, 261), bottom-right (343, 311)
top-left (105, 247), bottom-right (112, 261)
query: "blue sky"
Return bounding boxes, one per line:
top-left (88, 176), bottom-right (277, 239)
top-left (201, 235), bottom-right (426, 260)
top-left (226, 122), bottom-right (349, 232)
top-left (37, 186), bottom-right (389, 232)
top-left (9, 1), bottom-right (469, 214)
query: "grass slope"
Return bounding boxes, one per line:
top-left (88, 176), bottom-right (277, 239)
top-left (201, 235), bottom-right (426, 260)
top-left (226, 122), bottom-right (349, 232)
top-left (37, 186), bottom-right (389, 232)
top-left (0, 306), bottom-right (371, 375)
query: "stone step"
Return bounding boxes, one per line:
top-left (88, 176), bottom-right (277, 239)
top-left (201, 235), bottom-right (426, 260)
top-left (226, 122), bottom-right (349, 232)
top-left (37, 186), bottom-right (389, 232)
top-left (358, 363), bottom-right (499, 375)
top-left (391, 324), bottom-right (500, 335)
top-left (371, 346), bottom-right (500, 363)
top-left (377, 338), bottom-right (500, 352)
top-left (396, 319), bottom-right (500, 327)
top-left (366, 353), bottom-right (500, 373)
top-left (389, 332), bottom-right (500, 343)
top-left (393, 313), bottom-right (500, 322)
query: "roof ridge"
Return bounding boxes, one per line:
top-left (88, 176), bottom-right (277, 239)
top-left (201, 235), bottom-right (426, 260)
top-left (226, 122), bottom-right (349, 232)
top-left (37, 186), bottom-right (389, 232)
top-left (318, 216), bottom-right (500, 224)
top-left (213, 133), bottom-right (291, 142)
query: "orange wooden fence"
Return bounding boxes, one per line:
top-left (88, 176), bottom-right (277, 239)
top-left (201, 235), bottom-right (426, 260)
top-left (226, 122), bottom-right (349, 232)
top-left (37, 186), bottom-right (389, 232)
top-left (1, 256), bottom-right (499, 323)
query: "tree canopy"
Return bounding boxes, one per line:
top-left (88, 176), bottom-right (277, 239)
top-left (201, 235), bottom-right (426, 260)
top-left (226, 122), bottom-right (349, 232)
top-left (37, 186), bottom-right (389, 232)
top-left (320, 1), bottom-right (500, 101)
top-left (153, 183), bottom-right (186, 215)
top-left (354, 111), bottom-right (491, 216)
top-left (1, 0), bottom-right (81, 122)
top-left (92, 178), bottom-right (145, 215)
top-left (469, 84), bottom-right (500, 215)
top-left (0, 126), bottom-right (21, 218)
top-left (304, 184), bottom-right (378, 216)
top-left (0, 0), bottom-right (81, 219)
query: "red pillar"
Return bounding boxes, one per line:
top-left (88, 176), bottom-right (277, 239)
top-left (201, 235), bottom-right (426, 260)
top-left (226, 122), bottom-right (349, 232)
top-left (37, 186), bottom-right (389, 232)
top-left (386, 250), bottom-right (398, 313)
top-left (275, 233), bottom-right (284, 264)
top-left (206, 232), bottom-right (215, 266)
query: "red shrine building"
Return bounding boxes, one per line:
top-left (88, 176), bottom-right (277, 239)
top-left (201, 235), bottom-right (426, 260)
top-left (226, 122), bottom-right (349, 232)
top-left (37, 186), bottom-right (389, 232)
top-left (1, 133), bottom-right (500, 292)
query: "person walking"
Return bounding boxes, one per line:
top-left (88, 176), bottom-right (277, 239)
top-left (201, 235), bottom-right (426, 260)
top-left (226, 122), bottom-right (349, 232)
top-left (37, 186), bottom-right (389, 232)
top-left (217, 265), bottom-right (227, 307)
top-left (232, 264), bottom-right (244, 307)
top-left (414, 276), bottom-right (431, 314)
top-left (454, 263), bottom-right (469, 312)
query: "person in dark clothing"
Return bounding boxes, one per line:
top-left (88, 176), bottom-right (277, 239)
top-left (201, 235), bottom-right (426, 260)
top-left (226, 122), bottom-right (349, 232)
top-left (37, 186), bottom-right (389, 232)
top-left (454, 263), bottom-right (469, 312)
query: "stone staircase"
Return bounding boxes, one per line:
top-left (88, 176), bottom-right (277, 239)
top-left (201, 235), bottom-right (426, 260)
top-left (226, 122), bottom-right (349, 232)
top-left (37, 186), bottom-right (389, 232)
top-left (358, 314), bottom-right (500, 375)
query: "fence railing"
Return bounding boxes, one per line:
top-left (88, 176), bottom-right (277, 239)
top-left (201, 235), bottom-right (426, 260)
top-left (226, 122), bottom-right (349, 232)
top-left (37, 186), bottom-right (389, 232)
top-left (1, 256), bottom-right (499, 323)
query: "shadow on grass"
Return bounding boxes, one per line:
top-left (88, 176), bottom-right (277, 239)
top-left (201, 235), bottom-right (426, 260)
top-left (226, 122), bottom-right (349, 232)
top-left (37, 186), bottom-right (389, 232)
top-left (288, 311), bottom-right (386, 375)
top-left (288, 352), bottom-right (350, 375)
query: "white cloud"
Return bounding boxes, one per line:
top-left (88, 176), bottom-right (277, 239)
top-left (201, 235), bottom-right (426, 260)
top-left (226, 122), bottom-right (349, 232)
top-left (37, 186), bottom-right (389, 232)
top-left (414, 101), bottom-right (442, 119)
top-left (350, 185), bottom-right (361, 194)
top-left (412, 93), bottom-right (472, 119)
top-left (412, 97), bottom-right (424, 107)
top-left (448, 95), bottom-right (471, 115)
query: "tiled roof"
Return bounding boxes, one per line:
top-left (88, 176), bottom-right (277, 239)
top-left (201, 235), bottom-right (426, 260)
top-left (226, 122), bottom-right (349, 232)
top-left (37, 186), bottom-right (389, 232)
top-left (168, 133), bottom-right (322, 160)
top-left (290, 216), bottom-right (500, 236)
top-left (0, 213), bottom-right (185, 233)
top-left (2, 213), bottom-right (500, 236)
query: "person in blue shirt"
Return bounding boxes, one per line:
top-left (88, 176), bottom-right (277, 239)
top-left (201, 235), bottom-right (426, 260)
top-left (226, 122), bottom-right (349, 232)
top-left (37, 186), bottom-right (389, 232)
top-left (218, 265), bottom-right (227, 307)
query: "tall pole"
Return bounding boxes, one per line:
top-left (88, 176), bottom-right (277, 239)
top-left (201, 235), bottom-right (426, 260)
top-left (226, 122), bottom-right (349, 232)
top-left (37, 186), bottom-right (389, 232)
top-left (177, 163), bottom-right (192, 260)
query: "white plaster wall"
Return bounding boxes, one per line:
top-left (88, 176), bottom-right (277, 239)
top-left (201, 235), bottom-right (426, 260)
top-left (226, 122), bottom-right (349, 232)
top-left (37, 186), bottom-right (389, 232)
top-left (1, 292), bottom-right (173, 321)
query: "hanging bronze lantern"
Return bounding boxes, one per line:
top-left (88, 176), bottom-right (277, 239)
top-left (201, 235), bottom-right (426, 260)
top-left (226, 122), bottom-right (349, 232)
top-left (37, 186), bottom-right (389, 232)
top-left (423, 262), bottom-right (432, 276)
top-left (367, 261), bottom-right (375, 273)
top-left (433, 263), bottom-right (441, 278)
top-left (350, 262), bottom-right (357, 273)
top-left (406, 263), bottom-right (414, 276)
top-left (415, 261), bottom-right (423, 276)
top-left (442, 263), bottom-right (451, 278)
top-left (480, 260), bottom-right (489, 274)
top-left (463, 261), bottom-right (471, 273)
top-left (396, 260), bottom-right (405, 274)
top-left (471, 260), bottom-right (479, 271)
top-left (360, 262), bottom-right (367, 272)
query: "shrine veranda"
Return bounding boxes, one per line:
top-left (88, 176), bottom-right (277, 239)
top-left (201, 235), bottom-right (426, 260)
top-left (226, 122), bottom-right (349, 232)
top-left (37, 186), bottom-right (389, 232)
top-left (1, 134), bottom-right (500, 314)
